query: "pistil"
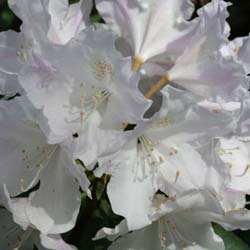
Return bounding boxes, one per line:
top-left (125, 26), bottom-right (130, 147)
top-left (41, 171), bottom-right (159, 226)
top-left (145, 73), bottom-right (170, 99)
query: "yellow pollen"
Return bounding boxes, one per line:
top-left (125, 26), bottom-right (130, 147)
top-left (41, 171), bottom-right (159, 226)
top-left (94, 59), bottom-right (113, 82)
top-left (122, 122), bottom-right (128, 129)
top-left (132, 56), bottom-right (144, 72)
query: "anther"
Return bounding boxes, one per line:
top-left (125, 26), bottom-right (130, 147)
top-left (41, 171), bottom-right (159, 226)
top-left (174, 170), bottom-right (180, 183)
top-left (235, 164), bottom-right (250, 177)
top-left (132, 56), bottom-right (144, 72)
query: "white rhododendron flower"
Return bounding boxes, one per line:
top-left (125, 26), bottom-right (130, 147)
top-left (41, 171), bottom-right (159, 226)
top-left (1, 0), bottom-right (250, 249)
top-left (95, 190), bottom-right (250, 250)
top-left (0, 98), bottom-right (90, 235)
top-left (18, 26), bottom-right (151, 167)
top-left (91, 85), bottom-right (241, 230)
top-left (96, 0), bottom-right (197, 69)
top-left (161, 0), bottom-right (248, 100)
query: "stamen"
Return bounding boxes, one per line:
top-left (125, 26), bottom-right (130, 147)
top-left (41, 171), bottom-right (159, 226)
top-left (93, 59), bottom-right (113, 82)
top-left (17, 51), bottom-right (29, 64)
top-left (19, 178), bottom-right (25, 192)
top-left (235, 164), bottom-right (250, 177)
top-left (225, 207), bottom-right (244, 214)
top-left (133, 136), bottom-right (165, 180)
top-left (13, 228), bottom-right (34, 250)
top-left (159, 217), bottom-right (167, 250)
top-left (139, 135), bottom-right (164, 168)
top-left (145, 73), bottom-right (170, 99)
top-left (158, 217), bottom-right (197, 249)
top-left (132, 56), bottom-right (144, 72)
top-left (156, 118), bottom-right (170, 128)
top-left (216, 146), bottom-right (240, 156)
top-left (174, 170), bottom-right (180, 184)
top-left (65, 89), bottom-right (111, 124)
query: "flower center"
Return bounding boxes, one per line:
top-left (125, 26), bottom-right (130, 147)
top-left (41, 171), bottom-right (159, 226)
top-left (65, 82), bottom-right (111, 125)
top-left (93, 58), bottom-right (113, 83)
top-left (138, 135), bottom-right (165, 167)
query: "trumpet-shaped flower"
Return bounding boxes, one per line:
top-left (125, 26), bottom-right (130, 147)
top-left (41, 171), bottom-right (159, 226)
top-left (164, 0), bottom-right (248, 100)
top-left (92, 86), bottom-right (239, 230)
top-left (0, 97), bottom-right (89, 234)
top-left (96, 0), bottom-right (197, 70)
top-left (95, 190), bottom-right (250, 250)
top-left (19, 26), bottom-right (151, 168)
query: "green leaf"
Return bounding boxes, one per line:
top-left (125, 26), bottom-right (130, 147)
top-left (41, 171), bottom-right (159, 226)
top-left (0, 10), bottom-right (15, 29)
top-left (90, 14), bottom-right (102, 24)
top-left (69, 0), bottom-right (80, 4)
top-left (214, 224), bottom-right (250, 250)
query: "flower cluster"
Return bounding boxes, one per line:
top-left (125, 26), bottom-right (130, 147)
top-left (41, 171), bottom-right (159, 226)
top-left (1, 0), bottom-right (250, 249)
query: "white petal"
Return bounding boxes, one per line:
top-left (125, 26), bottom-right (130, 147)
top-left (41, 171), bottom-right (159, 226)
top-left (96, 0), bottom-right (196, 62)
top-left (9, 0), bottom-right (50, 41)
top-left (106, 140), bottom-right (157, 230)
top-left (108, 222), bottom-right (161, 250)
top-left (72, 111), bottom-right (129, 169)
top-left (47, 0), bottom-right (89, 45)
top-left (0, 31), bottom-right (22, 75)
top-left (40, 234), bottom-right (77, 250)
top-left (168, 0), bottom-right (247, 100)
top-left (26, 148), bottom-right (81, 234)
top-left (235, 36), bottom-right (250, 74)
top-left (0, 73), bottom-right (23, 96)
top-left (0, 209), bottom-right (34, 250)
top-left (106, 217), bottom-right (224, 250)
top-left (0, 99), bottom-right (48, 196)
top-left (93, 219), bottom-right (129, 241)
top-left (147, 86), bottom-right (238, 146)
top-left (157, 144), bottom-right (211, 196)
top-left (2, 185), bottom-right (30, 230)
top-left (215, 137), bottom-right (250, 193)
top-left (18, 58), bottom-right (77, 143)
